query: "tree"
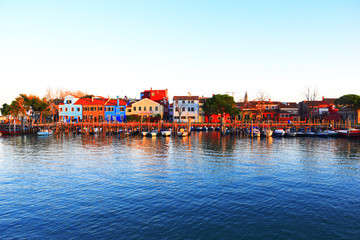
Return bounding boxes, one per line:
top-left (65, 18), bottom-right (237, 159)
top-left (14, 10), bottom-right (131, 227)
top-left (19, 94), bottom-right (50, 123)
top-left (335, 94), bottom-right (360, 122)
top-left (203, 94), bottom-right (239, 119)
top-left (304, 87), bottom-right (319, 122)
top-left (1, 103), bottom-right (10, 116)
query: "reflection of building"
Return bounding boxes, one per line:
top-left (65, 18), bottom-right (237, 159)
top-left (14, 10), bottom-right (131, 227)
top-left (126, 98), bottom-right (164, 120)
top-left (59, 95), bottom-right (82, 122)
top-left (173, 96), bottom-right (200, 122)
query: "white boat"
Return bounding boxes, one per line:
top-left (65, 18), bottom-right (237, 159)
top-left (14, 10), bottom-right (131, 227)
top-left (315, 130), bottom-right (328, 137)
top-left (273, 128), bottom-right (285, 137)
top-left (161, 130), bottom-right (172, 137)
top-left (284, 129), bottom-right (297, 137)
top-left (250, 128), bottom-right (261, 137)
top-left (141, 131), bottom-right (148, 137)
top-left (324, 130), bottom-right (338, 137)
top-left (177, 128), bottom-right (188, 137)
top-left (149, 131), bottom-right (157, 137)
top-left (37, 129), bottom-right (53, 136)
top-left (304, 130), bottom-right (315, 137)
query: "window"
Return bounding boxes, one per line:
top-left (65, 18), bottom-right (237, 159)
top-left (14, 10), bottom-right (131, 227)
top-left (245, 115), bottom-right (250, 120)
top-left (120, 107), bottom-right (124, 111)
top-left (71, 108), bottom-right (74, 112)
top-left (144, 106), bottom-right (147, 111)
top-left (60, 108), bottom-right (63, 112)
top-left (226, 117), bottom-right (230, 120)
top-left (128, 109), bottom-right (131, 113)
top-left (191, 107), bottom-right (194, 111)
top-left (66, 100), bottom-right (72, 104)
top-left (188, 107), bottom-right (190, 111)
top-left (181, 116), bottom-right (186, 119)
top-left (149, 106), bottom-right (153, 111)
top-left (174, 116), bottom-right (179, 119)
top-left (188, 101), bottom-right (190, 103)
top-left (155, 106), bottom-right (158, 111)
top-left (271, 106), bottom-right (275, 109)
top-left (99, 116), bottom-right (103, 120)
top-left (77, 108), bottom-right (80, 112)
top-left (65, 108), bottom-right (68, 112)
top-left (139, 107), bottom-right (142, 111)
top-left (98, 107), bottom-right (103, 111)
top-left (84, 107), bottom-right (88, 111)
top-left (152, 93), bottom-right (155, 96)
top-left (133, 107), bottom-right (136, 111)
top-left (191, 100), bottom-right (194, 103)
top-left (89, 115), bottom-right (93, 120)
top-left (84, 115), bottom-right (87, 120)
top-left (182, 107), bottom-right (185, 111)
top-left (182, 100), bottom-right (185, 103)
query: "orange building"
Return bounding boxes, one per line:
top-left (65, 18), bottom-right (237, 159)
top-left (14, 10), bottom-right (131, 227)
top-left (77, 97), bottom-right (107, 122)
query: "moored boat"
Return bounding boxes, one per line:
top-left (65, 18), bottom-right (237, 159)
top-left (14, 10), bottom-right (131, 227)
top-left (273, 128), bottom-right (285, 137)
top-left (161, 130), bottom-right (172, 137)
top-left (284, 128), bottom-right (297, 137)
top-left (37, 129), bottom-right (53, 136)
top-left (177, 128), bottom-right (188, 137)
top-left (337, 128), bottom-right (360, 138)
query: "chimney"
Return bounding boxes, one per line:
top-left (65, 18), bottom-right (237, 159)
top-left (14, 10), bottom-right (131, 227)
top-left (92, 96), bottom-right (94, 102)
top-left (117, 96), bottom-right (119, 106)
top-left (322, 96), bottom-right (324, 101)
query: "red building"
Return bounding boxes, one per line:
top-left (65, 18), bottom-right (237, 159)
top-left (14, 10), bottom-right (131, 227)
top-left (206, 113), bottom-right (232, 123)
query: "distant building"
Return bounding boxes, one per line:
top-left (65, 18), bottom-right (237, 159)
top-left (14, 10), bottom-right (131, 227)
top-left (173, 96), bottom-right (200, 122)
top-left (299, 97), bottom-right (340, 121)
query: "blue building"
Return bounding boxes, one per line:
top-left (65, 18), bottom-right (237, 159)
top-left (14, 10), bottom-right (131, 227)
top-left (104, 97), bottom-right (129, 123)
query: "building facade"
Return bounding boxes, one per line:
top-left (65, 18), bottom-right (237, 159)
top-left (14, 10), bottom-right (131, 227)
top-left (58, 95), bottom-right (82, 122)
top-left (173, 96), bottom-right (200, 122)
top-left (126, 98), bottom-right (164, 120)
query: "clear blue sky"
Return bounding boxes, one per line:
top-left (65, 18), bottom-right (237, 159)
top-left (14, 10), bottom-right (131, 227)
top-left (1, 0), bottom-right (359, 106)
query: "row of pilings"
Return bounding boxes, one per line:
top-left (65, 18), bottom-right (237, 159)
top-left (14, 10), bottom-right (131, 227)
top-left (27, 119), bottom-right (358, 137)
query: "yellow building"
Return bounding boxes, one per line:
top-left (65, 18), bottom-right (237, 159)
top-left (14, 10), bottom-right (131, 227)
top-left (126, 98), bottom-right (164, 119)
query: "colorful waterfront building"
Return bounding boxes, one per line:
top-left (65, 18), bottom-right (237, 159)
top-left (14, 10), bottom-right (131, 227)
top-left (104, 97), bottom-right (129, 122)
top-left (140, 88), bottom-right (169, 120)
top-left (76, 96), bottom-right (107, 123)
top-left (126, 98), bottom-right (164, 121)
top-left (58, 95), bottom-right (82, 122)
top-left (173, 96), bottom-right (200, 122)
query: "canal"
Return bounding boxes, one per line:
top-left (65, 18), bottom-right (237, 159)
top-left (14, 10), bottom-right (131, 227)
top-left (1, 133), bottom-right (360, 239)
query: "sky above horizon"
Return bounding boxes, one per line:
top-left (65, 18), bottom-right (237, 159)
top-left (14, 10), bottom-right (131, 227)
top-left (1, 0), bottom-right (359, 107)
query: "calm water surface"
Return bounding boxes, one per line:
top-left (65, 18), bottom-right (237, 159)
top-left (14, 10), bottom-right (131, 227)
top-left (1, 133), bottom-right (360, 239)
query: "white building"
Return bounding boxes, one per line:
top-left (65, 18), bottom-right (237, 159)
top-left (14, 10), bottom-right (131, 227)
top-left (173, 96), bottom-right (200, 122)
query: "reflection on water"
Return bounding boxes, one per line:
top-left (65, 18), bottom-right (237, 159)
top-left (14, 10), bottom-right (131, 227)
top-left (0, 133), bottom-right (360, 239)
